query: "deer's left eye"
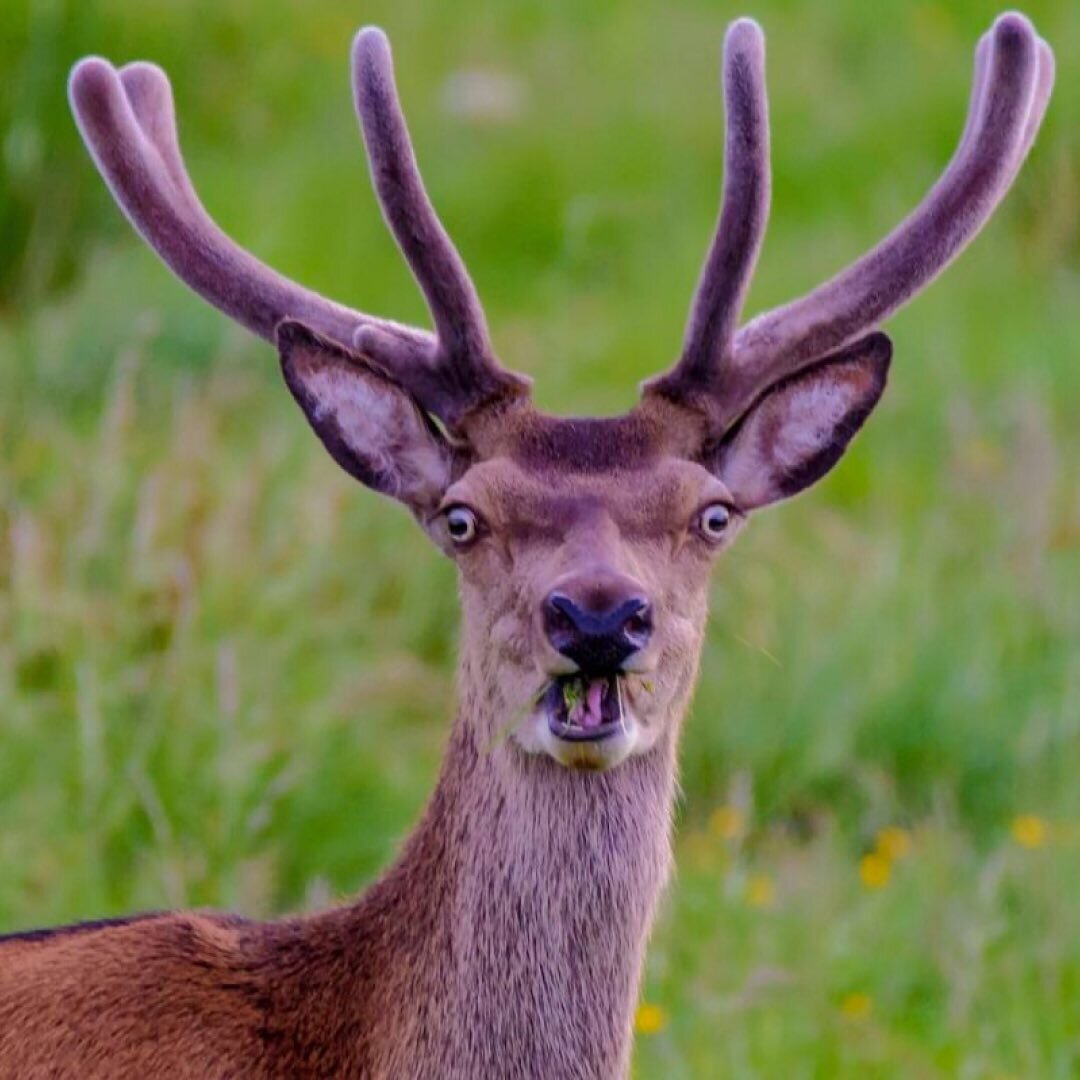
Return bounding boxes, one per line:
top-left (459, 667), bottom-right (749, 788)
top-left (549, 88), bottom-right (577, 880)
top-left (445, 506), bottom-right (480, 545)
top-left (697, 503), bottom-right (732, 541)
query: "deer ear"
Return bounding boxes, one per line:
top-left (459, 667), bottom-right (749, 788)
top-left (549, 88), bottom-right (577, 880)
top-left (712, 332), bottom-right (891, 510)
top-left (278, 320), bottom-right (452, 515)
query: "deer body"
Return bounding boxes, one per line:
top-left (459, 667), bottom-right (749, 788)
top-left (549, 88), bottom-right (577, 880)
top-left (0, 12), bottom-right (1053, 1078)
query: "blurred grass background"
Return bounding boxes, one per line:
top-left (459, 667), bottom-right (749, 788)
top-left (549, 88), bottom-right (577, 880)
top-left (0, 0), bottom-right (1078, 1075)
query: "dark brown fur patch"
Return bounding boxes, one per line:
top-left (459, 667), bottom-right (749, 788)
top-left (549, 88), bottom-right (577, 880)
top-left (507, 413), bottom-right (662, 473)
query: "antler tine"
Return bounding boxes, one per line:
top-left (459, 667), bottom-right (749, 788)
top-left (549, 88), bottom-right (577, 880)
top-left (719, 12), bottom-right (1050, 422)
top-left (69, 57), bottom-right (432, 369)
top-left (1017, 38), bottom-right (1054, 166)
top-left (117, 62), bottom-right (192, 197)
top-left (350, 29), bottom-right (529, 428)
top-left (957, 32), bottom-right (993, 158)
top-left (648, 18), bottom-right (770, 408)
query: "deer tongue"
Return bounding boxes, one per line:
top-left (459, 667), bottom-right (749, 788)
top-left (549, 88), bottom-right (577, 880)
top-left (576, 678), bottom-right (605, 729)
top-left (566, 677), bottom-right (608, 729)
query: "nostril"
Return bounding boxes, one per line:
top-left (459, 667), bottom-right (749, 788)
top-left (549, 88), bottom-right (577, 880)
top-left (623, 599), bottom-right (653, 642)
top-left (547, 594), bottom-right (574, 622)
top-left (543, 593), bottom-right (578, 647)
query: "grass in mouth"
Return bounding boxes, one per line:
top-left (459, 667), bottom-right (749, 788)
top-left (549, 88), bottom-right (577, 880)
top-left (561, 677), bottom-right (585, 713)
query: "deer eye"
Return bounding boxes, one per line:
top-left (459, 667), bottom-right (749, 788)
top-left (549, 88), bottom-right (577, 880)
top-left (445, 505), bottom-right (480, 545)
top-left (697, 502), bottom-right (732, 541)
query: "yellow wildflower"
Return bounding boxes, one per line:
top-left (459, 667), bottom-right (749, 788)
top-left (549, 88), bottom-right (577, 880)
top-left (839, 992), bottom-right (873, 1019)
top-left (709, 805), bottom-right (745, 841)
top-left (859, 852), bottom-right (891, 890)
top-left (1010, 814), bottom-right (1047, 849)
top-left (746, 873), bottom-right (776, 909)
top-left (634, 1002), bottom-right (668, 1035)
top-left (875, 826), bottom-right (911, 861)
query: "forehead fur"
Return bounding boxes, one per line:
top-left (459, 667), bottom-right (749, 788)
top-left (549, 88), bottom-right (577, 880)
top-left (505, 413), bottom-right (662, 473)
top-left (463, 397), bottom-right (710, 473)
top-left (449, 450), bottom-right (725, 543)
top-left (448, 400), bottom-right (724, 535)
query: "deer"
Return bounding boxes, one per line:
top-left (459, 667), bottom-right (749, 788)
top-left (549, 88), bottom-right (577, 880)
top-left (0, 12), bottom-right (1054, 1079)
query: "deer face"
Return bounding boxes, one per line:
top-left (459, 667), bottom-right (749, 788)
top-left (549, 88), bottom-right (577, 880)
top-left (71, 12), bottom-right (1051, 772)
top-left (438, 426), bottom-right (735, 771)
top-left (279, 326), bottom-right (891, 771)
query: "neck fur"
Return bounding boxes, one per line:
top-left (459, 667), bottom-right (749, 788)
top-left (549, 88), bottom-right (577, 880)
top-left (343, 654), bottom-right (682, 1077)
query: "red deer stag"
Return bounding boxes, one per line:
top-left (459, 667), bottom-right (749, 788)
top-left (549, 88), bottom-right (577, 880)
top-left (0, 13), bottom-right (1053, 1079)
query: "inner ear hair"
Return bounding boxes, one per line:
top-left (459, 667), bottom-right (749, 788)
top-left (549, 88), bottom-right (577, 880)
top-left (710, 332), bottom-right (893, 511)
top-left (277, 319), bottom-right (453, 512)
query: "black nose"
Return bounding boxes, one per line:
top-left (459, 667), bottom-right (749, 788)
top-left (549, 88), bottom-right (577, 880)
top-left (543, 592), bottom-right (653, 673)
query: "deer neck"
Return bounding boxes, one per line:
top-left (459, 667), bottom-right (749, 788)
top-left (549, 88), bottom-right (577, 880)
top-left (352, 651), bottom-right (682, 1077)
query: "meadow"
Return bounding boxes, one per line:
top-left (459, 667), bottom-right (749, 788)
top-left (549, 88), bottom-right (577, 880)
top-left (1, 0), bottom-right (1078, 1075)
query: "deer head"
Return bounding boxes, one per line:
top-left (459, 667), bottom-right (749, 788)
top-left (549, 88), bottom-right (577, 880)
top-left (69, 14), bottom-right (1053, 776)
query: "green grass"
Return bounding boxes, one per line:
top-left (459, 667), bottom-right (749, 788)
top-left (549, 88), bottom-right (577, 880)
top-left (1, 0), bottom-right (1078, 1074)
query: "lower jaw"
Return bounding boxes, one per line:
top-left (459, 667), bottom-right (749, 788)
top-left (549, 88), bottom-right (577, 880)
top-left (542, 713), bottom-right (639, 771)
top-left (509, 673), bottom-right (649, 771)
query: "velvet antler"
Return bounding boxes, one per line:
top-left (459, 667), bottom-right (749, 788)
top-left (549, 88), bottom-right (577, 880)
top-left (649, 18), bottom-right (770, 399)
top-left (70, 15), bottom-right (1051, 439)
top-left (648, 12), bottom-right (1054, 431)
top-left (68, 30), bottom-right (528, 431)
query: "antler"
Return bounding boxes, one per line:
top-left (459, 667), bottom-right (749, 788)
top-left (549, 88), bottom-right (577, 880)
top-left (68, 29), bottom-right (528, 431)
top-left (648, 12), bottom-right (1054, 430)
top-left (649, 19), bottom-right (770, 399)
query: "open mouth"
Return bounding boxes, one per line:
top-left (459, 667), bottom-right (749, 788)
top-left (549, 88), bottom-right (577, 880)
top-left (544, 673), bottom-right (627, 742)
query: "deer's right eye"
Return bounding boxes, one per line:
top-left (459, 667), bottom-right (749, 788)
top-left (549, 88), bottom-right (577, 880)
top-left (696, 502), bottom-right (732, 541)
top-left (445, 506), bottom-right (480, 545)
